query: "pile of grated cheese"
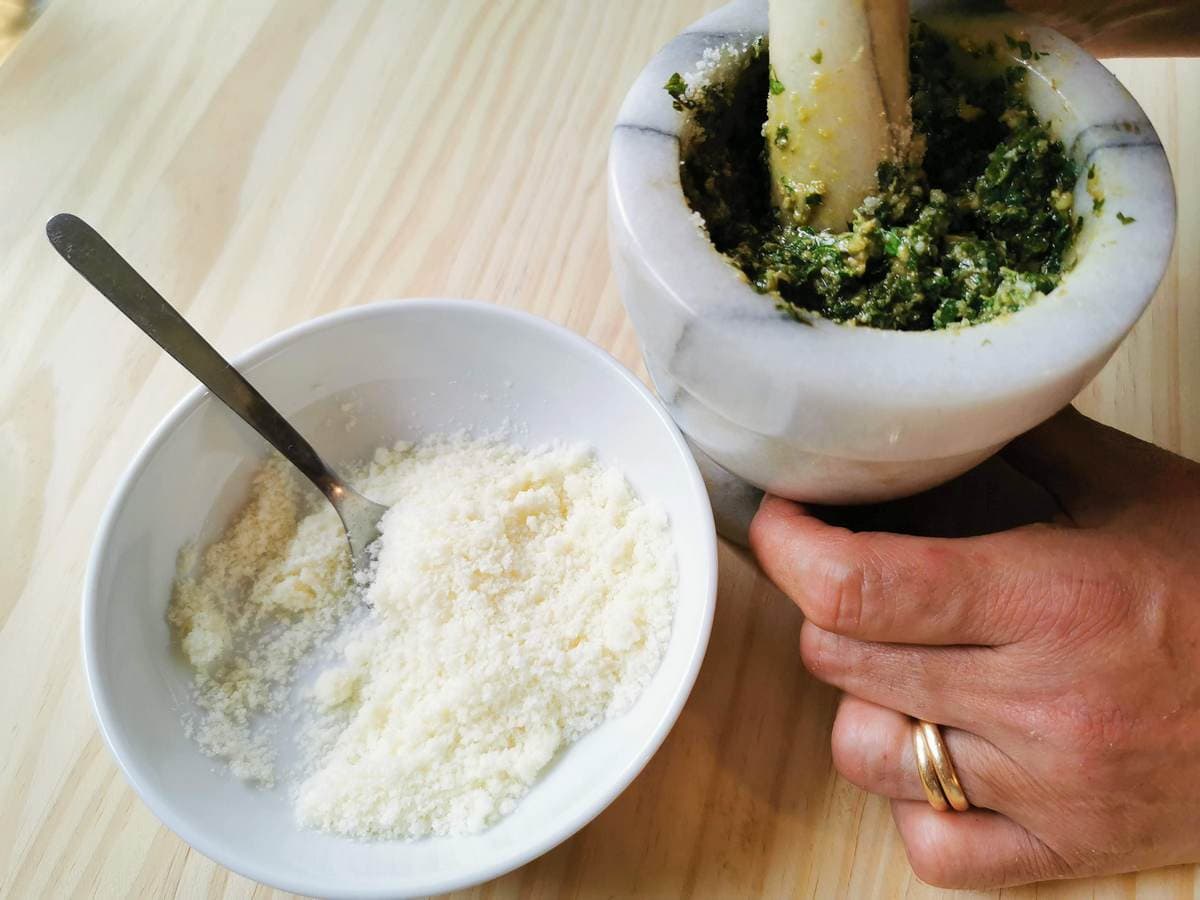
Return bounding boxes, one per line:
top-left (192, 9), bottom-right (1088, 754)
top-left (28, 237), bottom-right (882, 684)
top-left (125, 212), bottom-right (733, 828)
top-left (168, 433), bottom-right (678, 838)
top-left (168, 457), bottom-right (354, 784)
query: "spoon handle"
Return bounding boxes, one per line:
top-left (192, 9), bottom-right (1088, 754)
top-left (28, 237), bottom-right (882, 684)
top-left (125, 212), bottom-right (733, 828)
top-left (46, 213), bottom-right (340, 497)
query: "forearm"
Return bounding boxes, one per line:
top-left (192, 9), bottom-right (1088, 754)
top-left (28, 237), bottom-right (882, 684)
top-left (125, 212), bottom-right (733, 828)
top-left (1008, 0), bottom-right (1200, 56)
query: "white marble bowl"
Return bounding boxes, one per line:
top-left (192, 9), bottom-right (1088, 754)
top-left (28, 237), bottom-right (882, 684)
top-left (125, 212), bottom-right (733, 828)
top-left (609, 0), bottom-right (1175, 537)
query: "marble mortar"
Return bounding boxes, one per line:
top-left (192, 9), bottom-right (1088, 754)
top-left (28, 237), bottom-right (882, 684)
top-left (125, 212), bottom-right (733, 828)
top-left (608, 0), bottom-right (1176, 543)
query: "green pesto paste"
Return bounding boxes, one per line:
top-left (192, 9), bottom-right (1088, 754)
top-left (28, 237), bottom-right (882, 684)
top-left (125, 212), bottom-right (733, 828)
top-left (668, 24), bottom-right (1080, 330)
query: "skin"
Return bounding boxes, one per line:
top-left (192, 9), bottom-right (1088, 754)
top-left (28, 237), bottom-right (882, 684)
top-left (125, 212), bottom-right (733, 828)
top-left (749, 407), bottom-right (1200, 887)
top-left (1009, 0), bottom-right (1200, 56)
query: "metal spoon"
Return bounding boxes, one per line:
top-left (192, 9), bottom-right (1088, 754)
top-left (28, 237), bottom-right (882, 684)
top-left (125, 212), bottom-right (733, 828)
top-left (46, 213), bottom-right (387, 565)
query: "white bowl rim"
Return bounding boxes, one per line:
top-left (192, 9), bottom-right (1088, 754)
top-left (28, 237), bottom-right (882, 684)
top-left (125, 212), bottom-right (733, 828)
top-left (81, 297), bottom-right (718, 899)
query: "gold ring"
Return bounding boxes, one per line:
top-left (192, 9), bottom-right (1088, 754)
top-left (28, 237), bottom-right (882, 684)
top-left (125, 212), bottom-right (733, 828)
top-left (911, 721), bottom-right (949, 811)
top-left (915, 720), bottom-right (971, 812)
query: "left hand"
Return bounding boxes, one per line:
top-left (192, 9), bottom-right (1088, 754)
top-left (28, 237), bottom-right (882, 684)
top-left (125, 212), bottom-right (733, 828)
top-left (749, 407), bottom-right (1200, 889)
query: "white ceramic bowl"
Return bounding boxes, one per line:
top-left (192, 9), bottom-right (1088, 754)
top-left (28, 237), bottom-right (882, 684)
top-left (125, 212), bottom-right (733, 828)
top-left (83, 299), bottom-right (717, 899)
top-left (609, 0), bottom-right (1176, 529)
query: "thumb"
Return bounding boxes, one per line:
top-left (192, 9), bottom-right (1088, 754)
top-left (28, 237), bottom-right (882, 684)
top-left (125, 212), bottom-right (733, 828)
top-left (1001, 406), bottom-right (1192, 527)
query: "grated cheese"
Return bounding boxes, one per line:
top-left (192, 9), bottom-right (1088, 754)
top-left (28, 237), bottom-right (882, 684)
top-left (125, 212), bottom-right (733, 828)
top-left (168, 433), bottom-right (678, 837)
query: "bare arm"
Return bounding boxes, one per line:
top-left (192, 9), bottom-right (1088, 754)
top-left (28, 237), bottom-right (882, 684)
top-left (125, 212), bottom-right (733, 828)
top-left (1008, 0), bottom-right (1200, 56)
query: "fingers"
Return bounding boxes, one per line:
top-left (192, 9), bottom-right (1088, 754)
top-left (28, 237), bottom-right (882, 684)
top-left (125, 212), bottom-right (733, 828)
top-left (831, 696), bottom-right (1030, 815)
top-left (830, 698), bottom-right (1072, 889)
top-left (799, 621), bottom-right (1000, 728)
top-left (820, 456), bottom-right (1066, 537)
top-left (1003, 405), bottom-right (1193, 527)
top-left (891, 800), bottom-right (1069, 889)
top-left (751, 495), bottom-right (1071, 645)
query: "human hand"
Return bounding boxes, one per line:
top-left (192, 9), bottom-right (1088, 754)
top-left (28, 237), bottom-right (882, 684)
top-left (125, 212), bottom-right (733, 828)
top-left (749, 407), bottom-right (1200, 888)
top-left (1005, 0), bottom-right (1200, 57)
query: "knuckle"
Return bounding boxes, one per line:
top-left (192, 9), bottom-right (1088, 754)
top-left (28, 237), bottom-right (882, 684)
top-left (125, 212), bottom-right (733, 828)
top-left (829, 725), bottom-right (863, 785)
top-left (807, 548), bottom-right (871, 635)
top-left (909, 858), bottom-right (961, 889)
top-left (830, 711), bottom-right (892, 791)
top-left (904, 826), bottom-right (963, 888)
top-left (911, 543), bottom-right (953, 586)
top-left (746, 506), bottom-right (774, 559)
top-left (798, 622), bottom-right (844, 678)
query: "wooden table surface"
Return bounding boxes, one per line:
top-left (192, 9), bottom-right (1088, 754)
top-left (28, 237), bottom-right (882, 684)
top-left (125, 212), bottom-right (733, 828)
top-left (1, 1), bottom-right (1196, 897)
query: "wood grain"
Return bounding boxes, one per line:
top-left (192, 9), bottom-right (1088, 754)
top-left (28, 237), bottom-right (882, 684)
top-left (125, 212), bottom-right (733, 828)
top-left (0, 2), bottom-right (1196, 898)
